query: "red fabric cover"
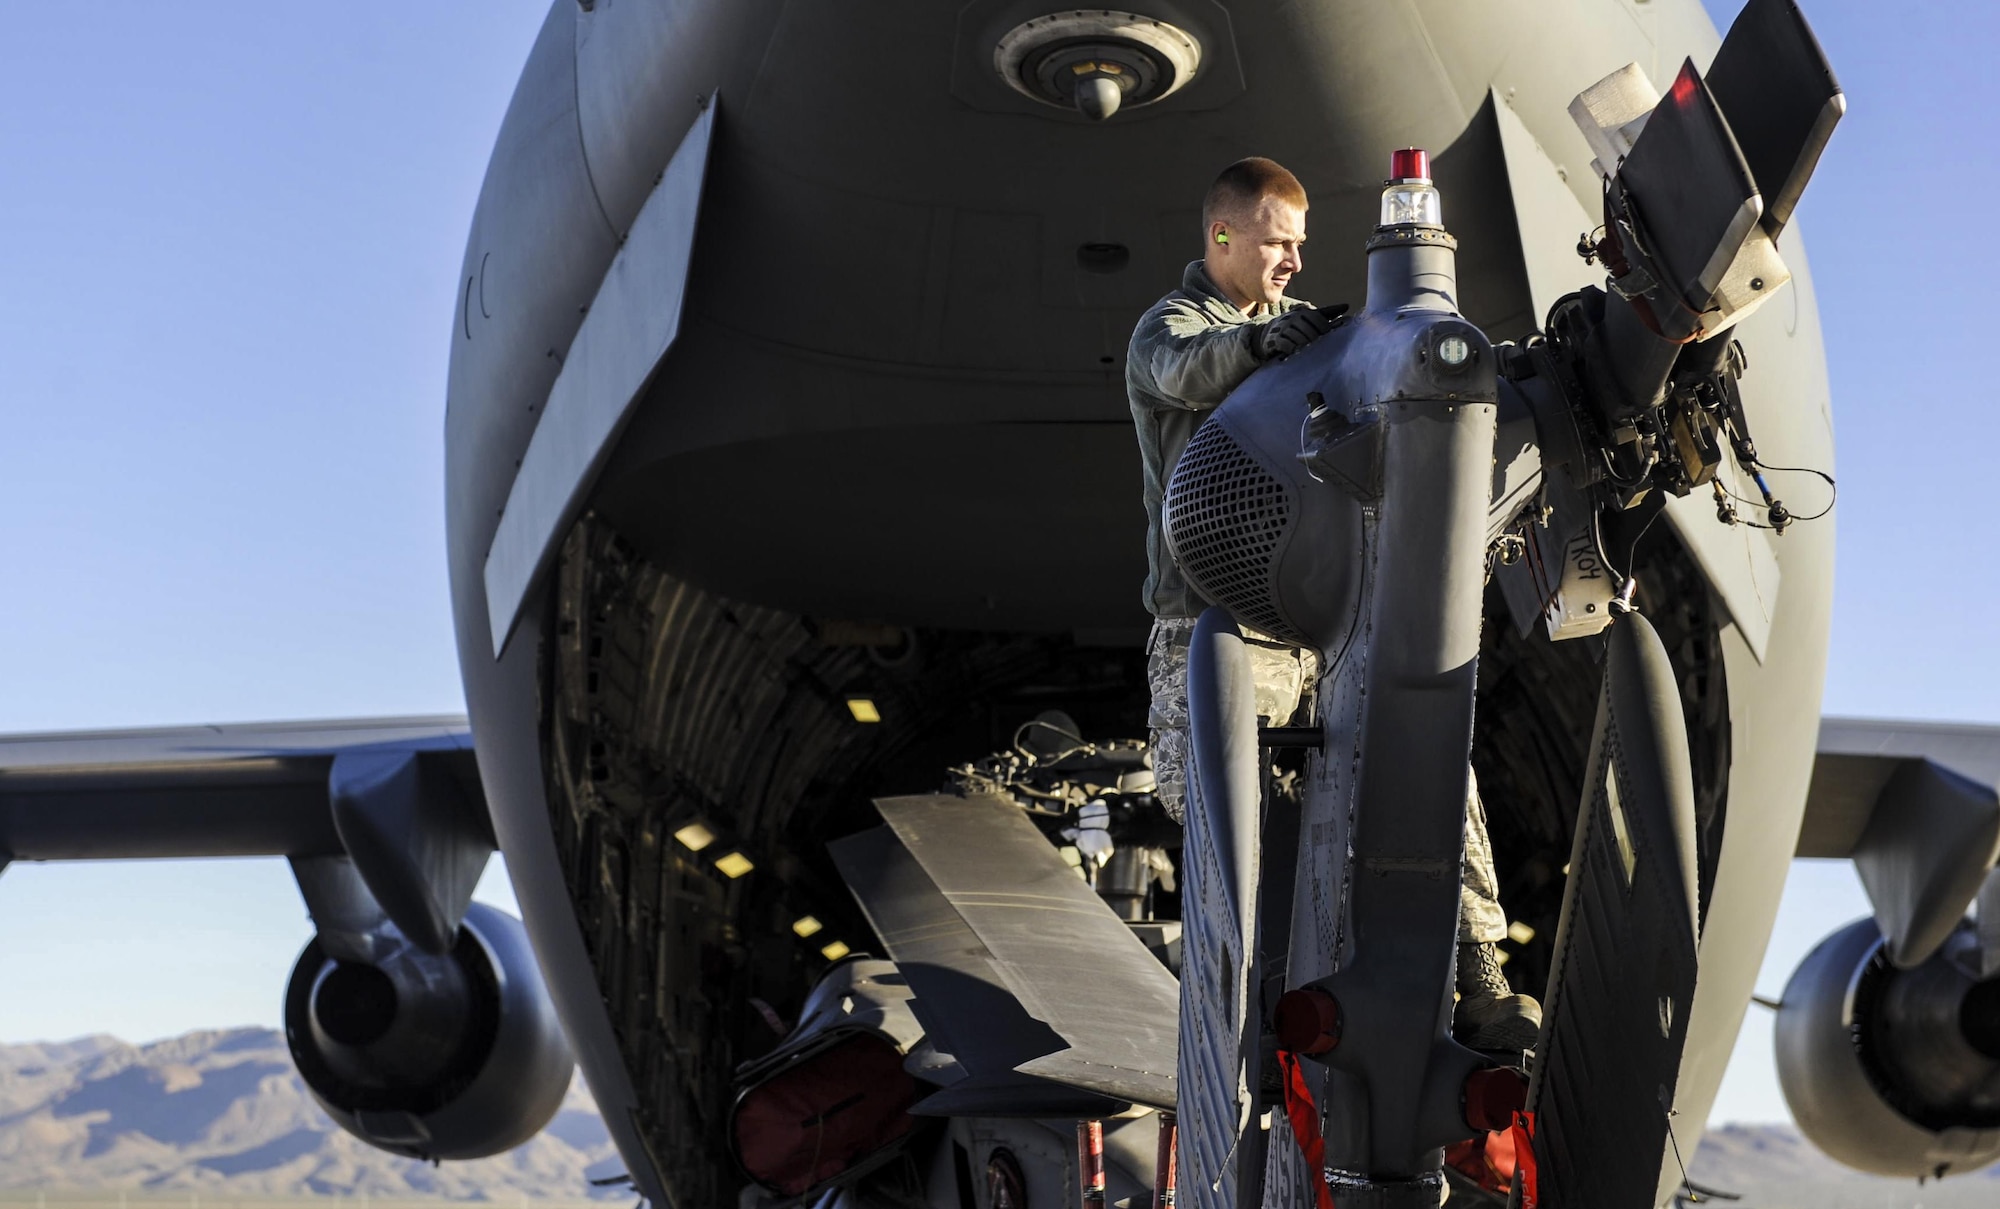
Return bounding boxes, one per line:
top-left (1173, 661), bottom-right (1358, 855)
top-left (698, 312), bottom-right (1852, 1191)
top-left (730, 1032), bottom-right (920, 1197)
top-left (1509, 1111), bottom-right (1539, 1208)
top-left (1444, 1128), bottom-right (1519, 1197)
top-left (1277, 1050), bottom-right (1336, 1209)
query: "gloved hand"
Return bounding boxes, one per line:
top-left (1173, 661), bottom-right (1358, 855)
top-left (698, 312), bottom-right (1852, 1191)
top-left (1254, 304), bottom-right (1345, 361)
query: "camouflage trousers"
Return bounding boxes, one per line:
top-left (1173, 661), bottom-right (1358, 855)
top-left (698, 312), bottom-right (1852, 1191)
top-left (1147, 616), bottom-right (1509, 945)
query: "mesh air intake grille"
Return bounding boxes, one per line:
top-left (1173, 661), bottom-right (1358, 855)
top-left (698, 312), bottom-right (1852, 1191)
top-left (1165, 419), bottom-right (1299, 643)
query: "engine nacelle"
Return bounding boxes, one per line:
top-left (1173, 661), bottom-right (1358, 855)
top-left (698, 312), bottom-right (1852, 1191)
top-left (1776, 916), bottom-right (2000, 1177)
top-left (283, 902), bottom-right (574, 1160)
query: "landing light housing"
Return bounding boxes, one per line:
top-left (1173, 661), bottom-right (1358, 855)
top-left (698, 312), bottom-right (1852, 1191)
top-left (994, 11), bottom-right (1202, 121)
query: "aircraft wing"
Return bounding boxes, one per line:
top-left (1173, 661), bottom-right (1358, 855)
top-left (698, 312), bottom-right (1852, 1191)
top-left (0, 715), bottom-right (481, 863)
top-left (0, 715), bottom-right (493, 956)
top-left (1798, 717), bottom-right (2000, 859)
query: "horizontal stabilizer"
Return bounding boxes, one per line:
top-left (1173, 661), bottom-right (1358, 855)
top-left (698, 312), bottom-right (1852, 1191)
top-left (907, 1071), bottom-right (1128, 1120)
top-left (864, 794), bottom-right (1180, 1110)
top-left (828, 823), bottom-right (1130, 1118)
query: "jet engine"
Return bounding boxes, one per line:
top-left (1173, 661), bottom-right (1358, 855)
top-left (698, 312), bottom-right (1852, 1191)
top-left (282, 901), bottom-right (574, 1160)
top-left (1775, 916), bottom-right (2000, 1178)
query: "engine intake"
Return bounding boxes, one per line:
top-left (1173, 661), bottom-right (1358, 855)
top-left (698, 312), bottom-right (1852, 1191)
top-left (283, 902), bottom-right (574, 1160)
top-left (1775, 917), bottom-right (2000, 1177)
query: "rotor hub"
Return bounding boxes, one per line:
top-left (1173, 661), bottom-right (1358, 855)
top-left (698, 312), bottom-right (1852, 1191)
top-left (994, 11), bottom-right (1202, 121)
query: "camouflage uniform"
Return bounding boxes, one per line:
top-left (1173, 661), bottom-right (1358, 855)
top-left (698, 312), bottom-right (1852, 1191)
top-left (1144, 615), bottom-right (1318, 824)
top-left (1129, 259), bottom-right (1510, 944)
top-left (1127, 261), bottom-right (1307, 621)
top-left (1146, 621), bottom-right (1508, 944)
top-left (1459, 770), bottom-right (1508, 945)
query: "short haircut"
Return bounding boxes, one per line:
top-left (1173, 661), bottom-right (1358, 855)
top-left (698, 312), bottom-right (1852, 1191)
top-left (1202, 157), bottom-right (1308, 231)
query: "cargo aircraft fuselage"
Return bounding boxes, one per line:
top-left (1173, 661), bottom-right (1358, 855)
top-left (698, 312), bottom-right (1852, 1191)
top-left (441, 2), bottom-right (1835, 1205)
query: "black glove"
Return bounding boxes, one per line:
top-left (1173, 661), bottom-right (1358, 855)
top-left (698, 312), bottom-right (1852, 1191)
top-left (1253, 304), bottom-right (1348, 361)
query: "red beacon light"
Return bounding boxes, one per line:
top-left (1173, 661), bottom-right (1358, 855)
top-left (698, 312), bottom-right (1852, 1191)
top-left (1380, 147), bottom-right (1442, 228)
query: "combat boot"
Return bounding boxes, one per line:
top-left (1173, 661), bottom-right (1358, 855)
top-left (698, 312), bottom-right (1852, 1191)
top-left (1455, 941), bottom-right (1542, 1053)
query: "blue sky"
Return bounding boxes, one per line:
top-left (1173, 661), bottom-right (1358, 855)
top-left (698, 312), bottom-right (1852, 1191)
top-left (0, 2), bottom-right (1994, 1127)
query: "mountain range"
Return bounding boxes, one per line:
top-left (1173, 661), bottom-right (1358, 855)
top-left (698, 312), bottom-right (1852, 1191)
top-left (1683, 1121), bottom-right (2000, 1209)
top-left (0, 1029), bottom-right (615, 1199)
top-left (1, 1028), bottom-right (1997, 1206)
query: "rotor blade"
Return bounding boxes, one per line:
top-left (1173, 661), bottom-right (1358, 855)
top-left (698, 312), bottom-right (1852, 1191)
top-left (829, 822), bottom-right (1133, 1117)
top-left (1705, 0), bottom-right (1845, 237)
top-left (869, 793), bottom-right (1180, 1110)
top-left (1527, 613), bottom-right (1702, 1209)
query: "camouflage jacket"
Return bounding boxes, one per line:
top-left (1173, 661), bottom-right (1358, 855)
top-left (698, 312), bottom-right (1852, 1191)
top-left (1126, 260), bottom-right (1308, 618)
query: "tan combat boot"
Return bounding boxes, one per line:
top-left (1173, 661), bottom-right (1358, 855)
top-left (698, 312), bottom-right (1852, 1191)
top-left (1455, 941), bottom-right (1543, 1053)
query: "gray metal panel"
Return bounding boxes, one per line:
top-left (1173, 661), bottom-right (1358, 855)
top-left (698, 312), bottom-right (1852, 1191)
top-left (1490, 86), bottom-right (1601, 327)
top-left (482, 101), bottom-right (716, 656)
top-left (871, 794), bottom-right (1180, 1110)
top-left (1798, 718), bottom-right (2000, 858)
top-left (0, 716), bottom-right (476, 861)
